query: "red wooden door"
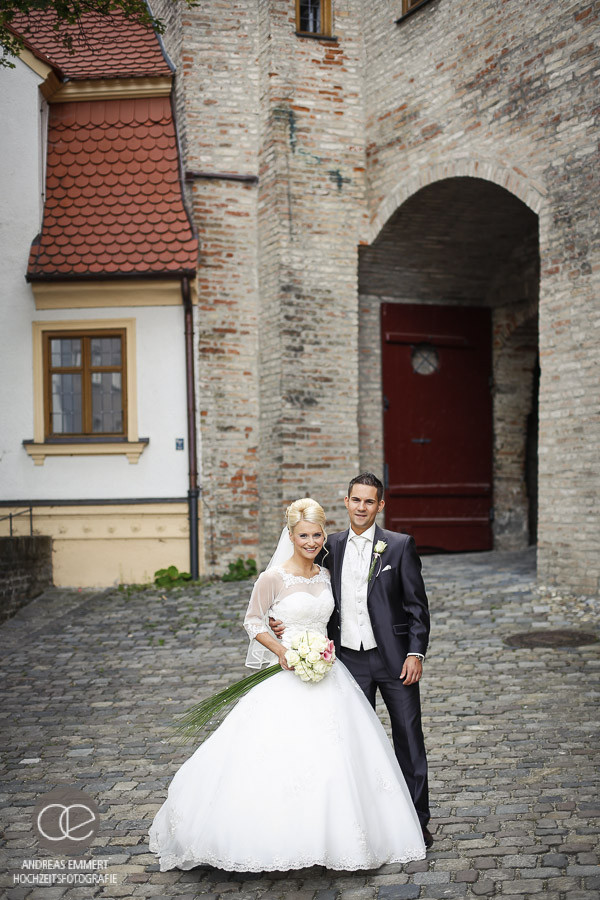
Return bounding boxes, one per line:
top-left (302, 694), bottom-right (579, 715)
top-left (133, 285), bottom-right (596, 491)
top-left (381, 304), bottom-right (493, 552)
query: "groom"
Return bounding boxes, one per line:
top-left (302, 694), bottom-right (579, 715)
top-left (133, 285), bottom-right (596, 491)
top-left (272, 472), bottom-right (432, 847)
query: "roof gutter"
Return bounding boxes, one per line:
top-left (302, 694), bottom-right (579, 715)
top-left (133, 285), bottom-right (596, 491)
top-left (25, 269), bottom-right (196, 283)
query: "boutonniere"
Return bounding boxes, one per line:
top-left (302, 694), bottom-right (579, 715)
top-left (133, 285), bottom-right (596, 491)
top-left (368, 540), bottom-right (387, 582)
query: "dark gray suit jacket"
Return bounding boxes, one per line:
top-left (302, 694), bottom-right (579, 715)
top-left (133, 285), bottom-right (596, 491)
top-left (324, 524), bottom-right (430, 680)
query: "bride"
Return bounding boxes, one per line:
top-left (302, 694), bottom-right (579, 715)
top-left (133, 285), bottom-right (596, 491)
top-left (148, 498), bottom-right (426, 872)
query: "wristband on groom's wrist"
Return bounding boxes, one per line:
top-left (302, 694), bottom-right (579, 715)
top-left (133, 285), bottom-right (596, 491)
top-left (407, 652), bottom-right (425, 662)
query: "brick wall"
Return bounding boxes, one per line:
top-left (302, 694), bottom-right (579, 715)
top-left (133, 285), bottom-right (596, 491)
top-left (157, 0), bottom-right (262, 571)
top-left (0, 536), bottom-right (52, 622)
top-left (160, 0), bottom-right (599, 592)
top-left (360, 0), bottom-right (599, 593)
top-left (172, 0), bottom-right (372, 566)
top-left (254, 0), bottom-right (367, 559)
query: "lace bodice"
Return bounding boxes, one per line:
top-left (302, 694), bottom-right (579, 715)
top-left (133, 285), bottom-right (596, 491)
top-left (243, 566), bottom-right (334, 667)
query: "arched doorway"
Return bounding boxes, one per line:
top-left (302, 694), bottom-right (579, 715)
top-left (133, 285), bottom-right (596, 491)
top-left (358, 176), bottom-right (539, 553)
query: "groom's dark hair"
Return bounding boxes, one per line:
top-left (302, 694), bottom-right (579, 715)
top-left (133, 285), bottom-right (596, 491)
top-left (348, 472), bottom-right (384, 502)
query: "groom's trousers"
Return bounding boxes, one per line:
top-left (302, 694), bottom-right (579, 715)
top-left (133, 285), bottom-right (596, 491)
top-left (338, 645), bottom-right (430, 828)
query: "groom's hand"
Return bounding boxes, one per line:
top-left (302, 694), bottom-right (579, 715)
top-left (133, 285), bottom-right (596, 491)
top-left (400, 656), bottom-right (423, 685)
top-left (268, 616), bottom-right (285, 639)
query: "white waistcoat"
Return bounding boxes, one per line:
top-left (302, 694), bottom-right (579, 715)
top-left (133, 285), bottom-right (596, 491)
top-left (340, 526), bottom-right (377, 651)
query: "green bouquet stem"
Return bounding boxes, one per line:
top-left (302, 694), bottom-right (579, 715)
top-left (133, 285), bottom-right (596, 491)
top-left (170, 664), bottom-right (281, 744)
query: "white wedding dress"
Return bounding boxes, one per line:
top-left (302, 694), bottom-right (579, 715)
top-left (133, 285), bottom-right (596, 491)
top-left (148, 566), bottom-right (426, 872)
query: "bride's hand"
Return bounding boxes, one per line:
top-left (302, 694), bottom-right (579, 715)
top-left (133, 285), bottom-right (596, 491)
top-left (278, 649), bottom-right (293, 670)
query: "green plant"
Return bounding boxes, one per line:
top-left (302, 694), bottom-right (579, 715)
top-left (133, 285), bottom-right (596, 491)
top-left (154, 565), bottom-right (192, 588)
top-left (118, 581), bottom-right (152, 596)
top-left (221, 558), bottom-right (257, 582)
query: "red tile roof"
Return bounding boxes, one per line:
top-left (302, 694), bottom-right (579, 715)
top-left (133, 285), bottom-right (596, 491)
top-left (27, 97), bottom-right (197, 279)
top-left (10, 9), bottom-right (172, 80)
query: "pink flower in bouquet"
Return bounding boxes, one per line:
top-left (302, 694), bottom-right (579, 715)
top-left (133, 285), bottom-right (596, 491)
top-left (322, 640), bottom-right (335, 662)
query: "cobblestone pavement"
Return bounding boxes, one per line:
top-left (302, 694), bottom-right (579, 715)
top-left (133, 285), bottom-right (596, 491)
top-left (1, 548), bottom-right (599, 900)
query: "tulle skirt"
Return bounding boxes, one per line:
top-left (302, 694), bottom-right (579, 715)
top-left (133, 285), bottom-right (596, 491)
top-left (148, 660), bottom-right (426, 872)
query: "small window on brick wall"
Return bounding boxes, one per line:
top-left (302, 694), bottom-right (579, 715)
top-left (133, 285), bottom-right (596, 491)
top-left (296, 0), bottom-right (332, 37)
top-left (402, 0), bottom-right (428, 12)
top-left (43, 329), bottom-right (127, 439)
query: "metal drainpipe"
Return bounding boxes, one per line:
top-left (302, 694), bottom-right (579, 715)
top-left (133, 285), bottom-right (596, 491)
top-left (182, 275), bottom-right (199, 579)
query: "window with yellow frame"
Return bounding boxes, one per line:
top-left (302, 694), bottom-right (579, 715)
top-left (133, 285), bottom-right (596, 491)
top-left (24, 318), bottom-right (148, 465)
top-left (43, 329), bottom-right (127, 439)
top-left (296, 0), bottom-right (333, 38)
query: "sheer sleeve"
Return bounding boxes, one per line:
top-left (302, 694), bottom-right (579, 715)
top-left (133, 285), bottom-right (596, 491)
top-left (243, 570), bottom-right (281, 669)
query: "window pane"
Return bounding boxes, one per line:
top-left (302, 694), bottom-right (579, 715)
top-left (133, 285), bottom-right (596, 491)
top-left (51, 373), bottom-right (82, 433)
top-left (51, 338), bottom-right (81, 368)
top-left (91, 372), bottom-right (123, 433)
top-left (299, 0), bottom-right (321, 33)
top-left (91, 336), bottom-right (122, 368)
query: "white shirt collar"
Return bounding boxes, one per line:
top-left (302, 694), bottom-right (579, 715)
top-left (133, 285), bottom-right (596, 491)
top-left (348, 522), bottom-right (376, 545)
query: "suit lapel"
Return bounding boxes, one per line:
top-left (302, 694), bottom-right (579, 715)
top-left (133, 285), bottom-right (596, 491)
top-left (367, 524), bottom-right (385, 599)
top-left (332, 530), bottom-right (349, 609)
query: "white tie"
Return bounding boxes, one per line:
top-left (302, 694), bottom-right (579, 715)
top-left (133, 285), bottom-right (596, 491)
top-left (353, 536), bottom-right (368, 583)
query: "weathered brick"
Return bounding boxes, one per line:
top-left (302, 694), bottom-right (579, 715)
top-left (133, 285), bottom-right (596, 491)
top-left (504, 855), bottom-right (537, 868)
top-left (454, 870), bottom-right (478, 883)
top-left (377, 886), bottom-right (420, 900)
top-left (412, 871), bottom-right (450, 884)
top-left (542, 853), bottom-right (568, 867)
top-left (502, 880), bottom-right (544, 894)
top-left (148, 0), bottom-right (600, 592)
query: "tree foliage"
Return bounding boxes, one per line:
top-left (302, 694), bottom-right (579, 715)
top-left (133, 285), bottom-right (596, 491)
top-left (0, 1), bottom-right (188, 69)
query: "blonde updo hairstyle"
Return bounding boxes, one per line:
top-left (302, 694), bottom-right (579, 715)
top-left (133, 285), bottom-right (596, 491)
top-left (286, 498), bottom-right (328, 546)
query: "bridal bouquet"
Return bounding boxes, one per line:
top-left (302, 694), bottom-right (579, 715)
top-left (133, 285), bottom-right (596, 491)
top-left (171, 630), bottom-right (336, 744)
top-left (285, 631), bottom-right (336, 682)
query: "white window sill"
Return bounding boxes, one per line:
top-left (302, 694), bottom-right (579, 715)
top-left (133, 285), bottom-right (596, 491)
top-left (23, 440), bottom-right (149, 466)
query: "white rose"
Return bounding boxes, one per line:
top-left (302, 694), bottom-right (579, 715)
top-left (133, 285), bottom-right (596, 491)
top-left (374, 540), bottom-right (387, 555)
top-left (313, 659), bottom-right (329, 676)
top-left (307, 649), bottom-right (321, 664)
top-left (286, 649), bottom-right (301, 668)
top-left (308, 633), bottom-right (327, 652)
top-left (290, 635), bottom-right (300, 650)
top-left (298, 665), bottom-right (312, 681)
top-left (297, 639), bottom-right (310, 658)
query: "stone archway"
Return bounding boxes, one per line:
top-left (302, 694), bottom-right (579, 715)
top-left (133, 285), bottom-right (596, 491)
top-left (365, 156), bottom-right (546, 245)
top-left (358, 175), bottom-right (540, 553)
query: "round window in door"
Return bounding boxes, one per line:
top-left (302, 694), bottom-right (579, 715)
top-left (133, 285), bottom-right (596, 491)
top-left (411, 343), bottom-right (440, 375)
